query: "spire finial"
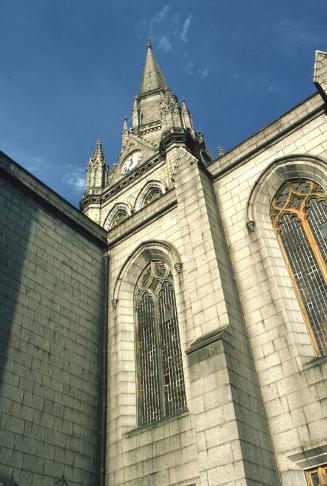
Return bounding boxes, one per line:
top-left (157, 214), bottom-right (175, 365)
top-left (91, 139), bottom-right (106, 165)
top-left (139, 40), bottom-right (168, 95)
top-left (146, 38), bottom-right (152, 49)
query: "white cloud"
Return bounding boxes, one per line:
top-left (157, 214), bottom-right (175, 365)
top-left (15, 152), bottom-right (51, 181)
top-left (159, 35), bottom-right (172, 52)
top-left (180, 15), bottom-right (191, 42)
top-left (198, 68), bottom-right (209, 78)
top-left (22, 154), bottom-right (44, 173)
top-left (63, 166), bottom-right (85, 191)
top-left (149, 5), bottom-right (170, 36)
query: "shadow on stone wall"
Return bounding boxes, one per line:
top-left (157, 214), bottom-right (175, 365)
top-left (0, 175), bottom-right (33, 483)
top-left (0, 168), bottom-right (106, 486)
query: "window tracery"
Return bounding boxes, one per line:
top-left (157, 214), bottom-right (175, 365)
top-left (305, 464), bottom-right (327, 485)
top-left (270, 179), bottom-right (327, 355)
top-left (135, 260), bottom-right (187, 426)
top-left (110, 209), bottom-right (128, 228)
top-left (143, 187), bottom-right (162, 207)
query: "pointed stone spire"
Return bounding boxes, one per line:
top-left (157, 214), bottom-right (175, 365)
top-left (92, 140), bottom-right (106, 165)
top-left (132, 97), bottom-right (139, 129)
top-left (122, 118), bottom-right (129, 145)
top-left (139, 40), bottom-right (169, 95)
top-left (85, 140), bottom-right (108, 192)
top-left (181, 99), bottom-right (195, 137)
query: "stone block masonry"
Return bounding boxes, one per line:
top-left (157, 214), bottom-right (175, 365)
top-left (0, 152), bottom-right (107, 486)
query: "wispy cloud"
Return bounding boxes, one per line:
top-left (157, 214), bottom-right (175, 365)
top-left (147, 7), bottom-right (204, 78)
top-left (149, 5), bottom-right (170, 36)
top-left (272, 18), bottom-right (319, 55)
top-left (10, 151), bottom-right (50, 181)
top-left (158, 35), bottom-right (171, 53)
top-left (148, 8), bottom-right (192, 53)
top-left (25, 154), bottom-right (46, 176)
top-left (198, 68), bottom-right (209, 78)
top-left (180, 15), bottom-right (191, 42)
top-left (63, 165), bottom-right (85, 192)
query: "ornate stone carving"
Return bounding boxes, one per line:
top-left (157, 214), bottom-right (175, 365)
top-left (174, 262), bottom-right (183, 273)
top-left (160, 90), bottom-right (179, 116)
top-left (246, 220), bottom-right (256, 232)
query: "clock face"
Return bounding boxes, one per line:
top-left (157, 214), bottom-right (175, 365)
top-left (122, 150), bottom-right (142, 173)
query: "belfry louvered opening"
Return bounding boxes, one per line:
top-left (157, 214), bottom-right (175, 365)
top-left (135, 260), bottom-right (187, 426)
top-left (270, 178), bottom-right (327, 356)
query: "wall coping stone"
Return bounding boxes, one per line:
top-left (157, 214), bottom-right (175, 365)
top-left (0, 150), bottom-right (107, 247)
top-left (209, 93), bottom-right (324, 179)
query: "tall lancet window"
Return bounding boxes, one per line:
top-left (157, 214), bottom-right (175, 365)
top-left (270, 179), bottom-right (327, 355)
top-left (135, 260), bottom-right (187, 426)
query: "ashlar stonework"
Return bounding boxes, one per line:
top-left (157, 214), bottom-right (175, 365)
top-left (0, 43), bottom-right (327, 486)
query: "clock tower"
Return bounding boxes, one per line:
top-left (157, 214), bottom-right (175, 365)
top-left (80, 40), bottom-right (211, 224)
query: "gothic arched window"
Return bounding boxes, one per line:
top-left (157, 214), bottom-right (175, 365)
top-left (135, 260), bottom-right (187, 426)
top-left (270, 179), bottom-right (327, 356)
top-left (143, 187), bottom-right (162, 207)
top-left (110, 209), bottom-right (128, 229)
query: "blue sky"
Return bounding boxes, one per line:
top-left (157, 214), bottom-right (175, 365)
top-left (0, 0), bottom-right (326, 207)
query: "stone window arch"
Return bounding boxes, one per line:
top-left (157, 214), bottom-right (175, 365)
top-left (111, 241), bottom-right (188, 431)
top-left (103, 203), bottom-right (130, 230)
top-left (246, 155), bottom-right (327, 360)
top-left (143, 186), bottom-right (162, 207)
top-left (135, 260), bottom-right (187, 425)
top-left (270, 178), bottom-right (327, 355)
top-left (134, 180), bottom-right (166, 212)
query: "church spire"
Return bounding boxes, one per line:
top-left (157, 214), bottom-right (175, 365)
top-left (92, 139), bottom-right (106, 165)
top-left (85, 140), bottom-right (108, 192)
top-left (139, 40), bottom-right (169, 95)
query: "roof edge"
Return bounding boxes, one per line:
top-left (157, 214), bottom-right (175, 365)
top-left (0, 150), bottom-right (107, 247)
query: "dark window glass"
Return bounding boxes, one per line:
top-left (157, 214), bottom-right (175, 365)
top-left (144, 187), bottom-right (162, 207)
top-left (111, 209), bottom-right (128, 228)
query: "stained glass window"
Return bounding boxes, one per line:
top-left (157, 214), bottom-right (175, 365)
top-left (110, 209), bottom-right (128, 228)
top-left (305, 464), bottom-right (327, 485)
top-left (270, 179), bottom-right (327, 356)
top-left (135, 260), bottom-right (187, 426)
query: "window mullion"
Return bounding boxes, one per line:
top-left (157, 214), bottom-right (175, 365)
top-left (275, 230), bottom-right (321, 356)
top-left (154, 288), bottom-right (166, 419)
top-left (302, 211), bottom-right (327, 284)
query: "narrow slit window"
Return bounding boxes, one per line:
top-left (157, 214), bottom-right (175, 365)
top-left (270, 179), bottom-right (327, 356)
